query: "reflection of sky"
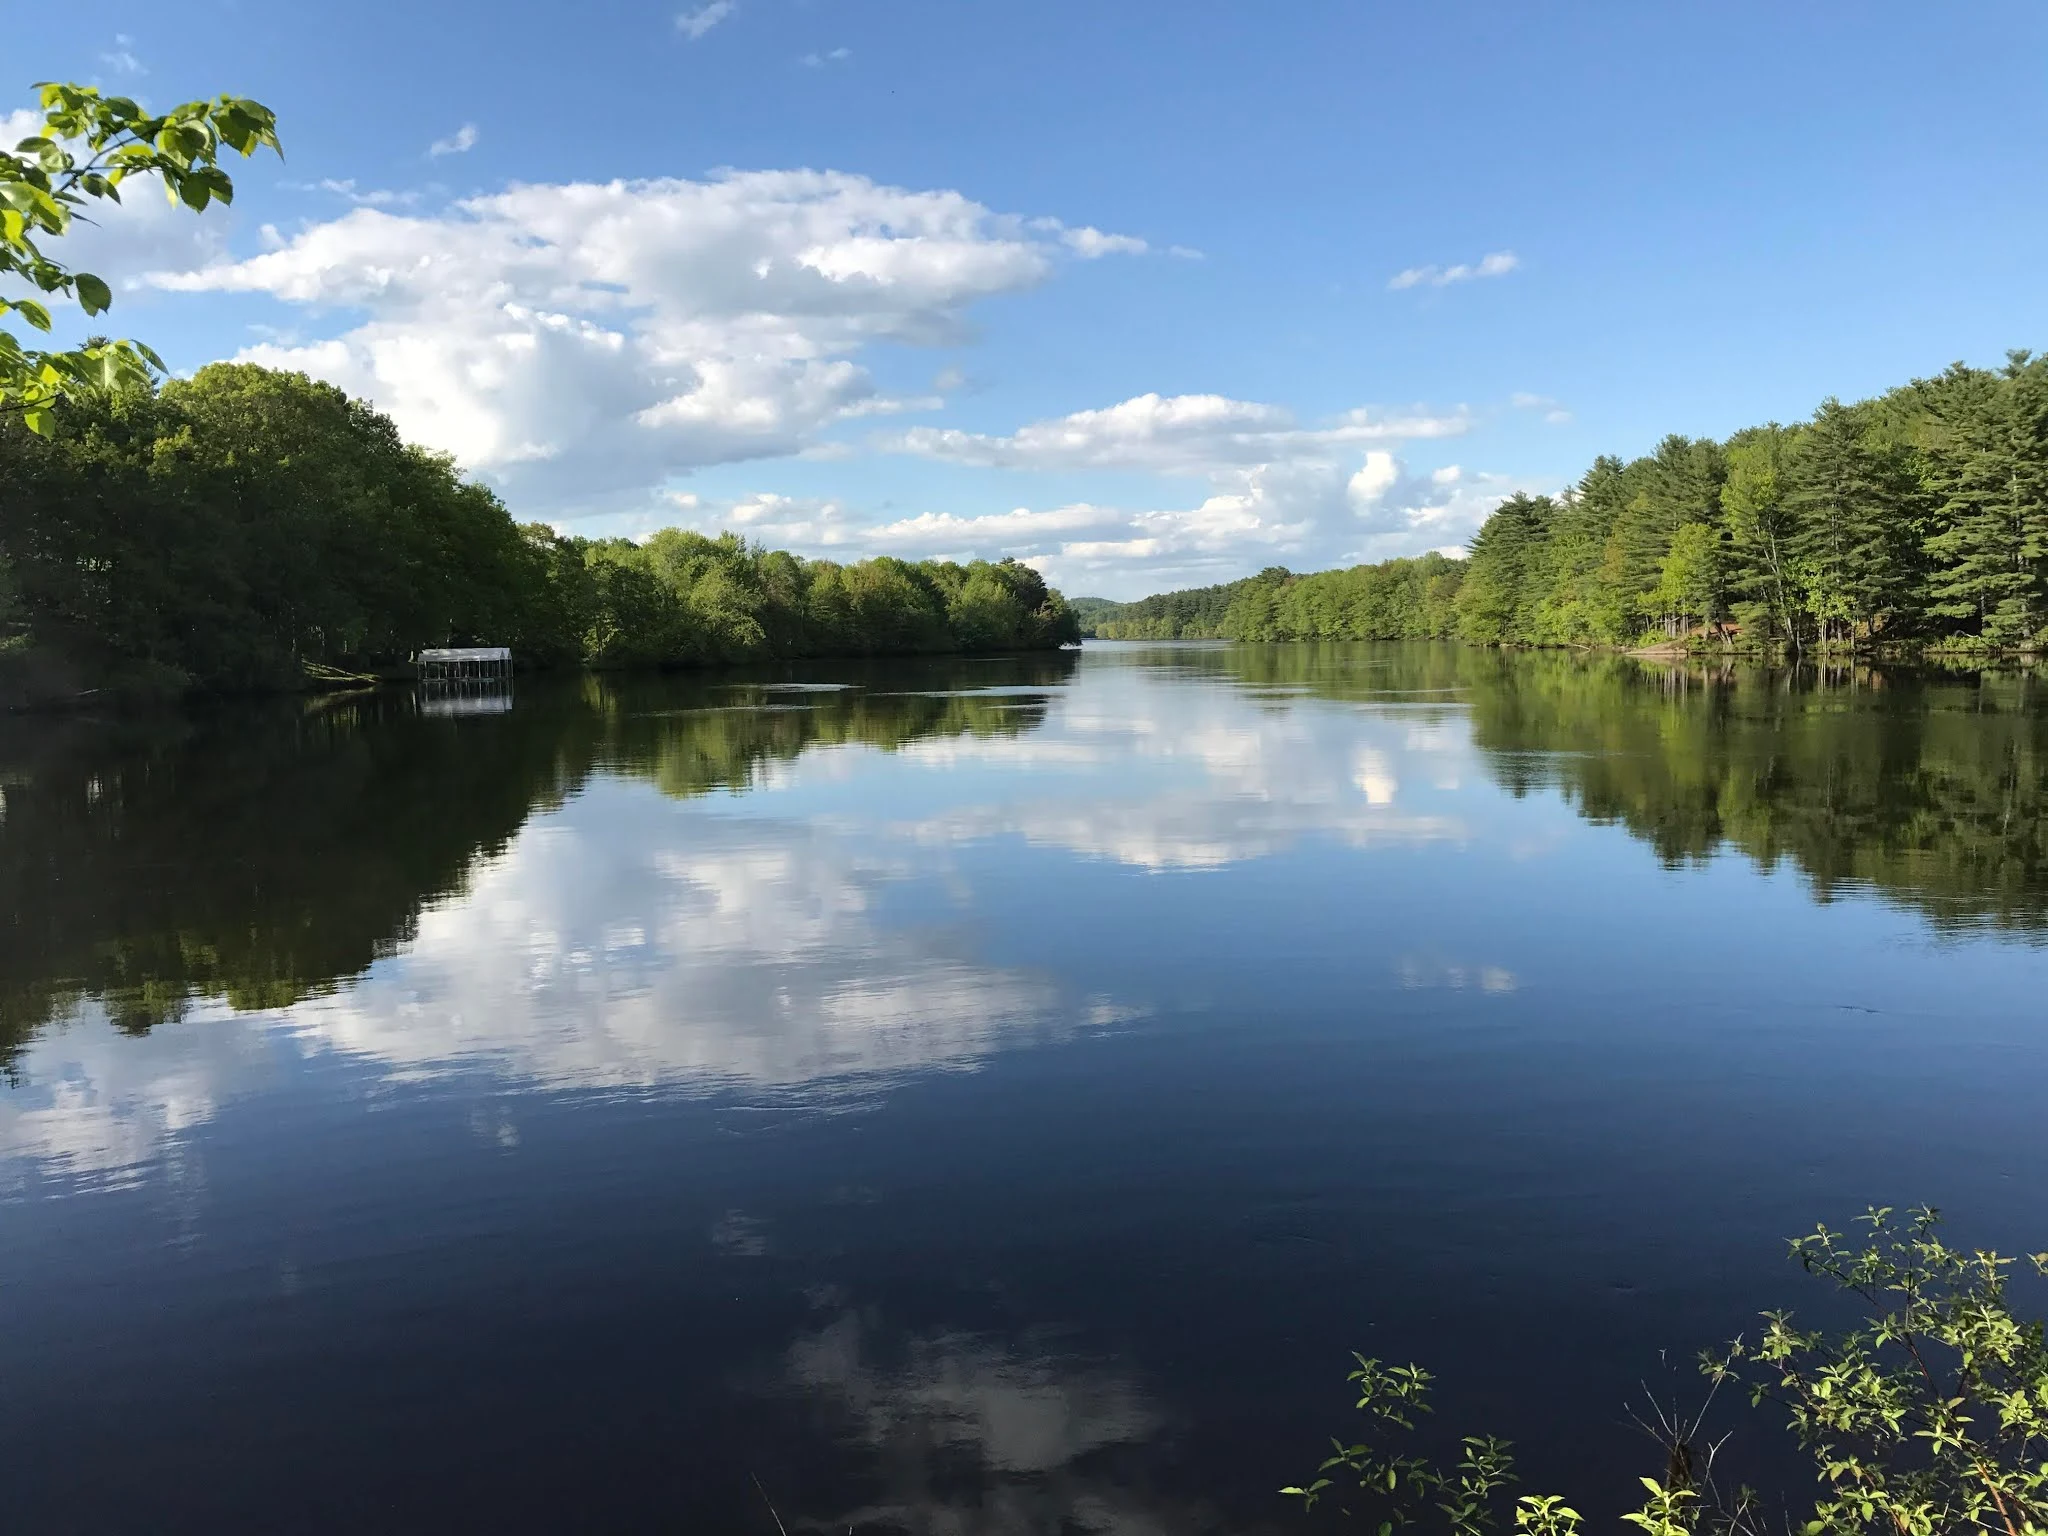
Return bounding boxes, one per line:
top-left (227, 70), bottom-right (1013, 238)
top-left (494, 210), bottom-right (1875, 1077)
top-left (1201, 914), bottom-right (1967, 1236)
top-left (782, 1309), bottom-right (1199, 1535)
top-left (7, 647), bottom-right (2045, 1208)
top-left (8, 650), bottom-right (2048, 1534)
top-left (0, 652), bottom-right (1504, 1188)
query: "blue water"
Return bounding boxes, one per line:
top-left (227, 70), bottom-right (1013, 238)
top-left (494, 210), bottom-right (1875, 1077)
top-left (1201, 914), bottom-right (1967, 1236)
top-left (1, 643), bottom-right (2042, 1531)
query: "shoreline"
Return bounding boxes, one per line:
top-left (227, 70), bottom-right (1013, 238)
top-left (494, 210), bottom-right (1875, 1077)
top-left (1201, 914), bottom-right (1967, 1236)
top-left (1, 642), bottom-right (1086, 716)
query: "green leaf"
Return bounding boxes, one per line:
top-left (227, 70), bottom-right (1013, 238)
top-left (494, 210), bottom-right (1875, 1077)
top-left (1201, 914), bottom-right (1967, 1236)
top-left (12, 297), bottom-right (52, 331)
top-left (74, 272), bottom-right (112, 315)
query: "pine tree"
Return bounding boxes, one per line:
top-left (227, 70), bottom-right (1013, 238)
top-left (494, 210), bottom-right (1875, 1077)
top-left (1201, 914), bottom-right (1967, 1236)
top-left (1789, 400), bottom-right (1916, 646)
top-left (1534, 456), bottom-right (1634, 642)
top-left (1456, 494), bottom-right (1553, 643)
top-left (1922, 353), bottom-right (2048, 646)
top-left (1608, 436), bottom-right (1726, 635)
top-left (1720, 424), bottom-right (1806, 651)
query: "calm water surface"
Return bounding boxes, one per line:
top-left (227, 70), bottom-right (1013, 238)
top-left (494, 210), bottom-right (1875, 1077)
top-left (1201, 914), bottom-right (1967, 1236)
top-left (3, 642), bottom-right (2045, 1532)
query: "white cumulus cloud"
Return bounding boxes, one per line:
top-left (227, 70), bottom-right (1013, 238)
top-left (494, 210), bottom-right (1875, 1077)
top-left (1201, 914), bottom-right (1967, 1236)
top-left (1511, 391), bottom-right (1573, 424)
top-left (149, 172), bottom-right (1139, 504)
top-left (1060, 226), bottom-right (1148, 258)
top-left (847, 391), bottom-right (1505, 590)
top-left (99, 34), bottom-right (146, 76)
top-left (647, 391), bottom-right (1522, 594)
top-left (885, 392), bottom-right (1468, 474)
top-left (676, 0), bottom-right (735, 40)
top-left (1388, 250), bottom-right (1519, 290)
top-left (427, 122), bottom-right (479, 157)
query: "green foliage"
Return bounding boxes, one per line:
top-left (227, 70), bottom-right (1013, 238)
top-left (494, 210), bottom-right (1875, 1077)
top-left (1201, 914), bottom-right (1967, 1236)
top-left (1790, 400), bottom-right (1921, 645)
top-left (1290, 1209), bottom-right (2048, 1536)
top-left (1445, 356), bottom-right (2045, 653)
top-left (0, 367), bottom-right (1079, 695)
top-left (1100, 350), bottom-right (2048, 657)
top-left (1458, 495), bottom-right (1555, 642)
top-left (1231, 556), bottom-right (1466, 642)
top-left (1651, 522), bottom-right (1732, 636)
top-left (1710, 1207), bottom-right (2048, 1536)
top-left (1078, 559), bottom-right (1466, 644)
top-left (1283, 1359), bottom-right (1520, 1534)
top-left (1921, 355), bottom-right (2048, 648)
top-left (2, 81), bottom-right (280, 430)
top-left (1066, 595), bottom-right (1126, 633)
top-left (1084, 570), bottom-right (1292, 639)
top-left (1721, 426), bottom-right (1803, 649)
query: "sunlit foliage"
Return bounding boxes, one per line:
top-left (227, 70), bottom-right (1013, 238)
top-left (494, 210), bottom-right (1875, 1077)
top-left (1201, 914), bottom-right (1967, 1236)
top-left (1288, 1209), bottom-right (2048, 1536)
top-left (3, 82), bottom-right (280, 431)
top-left (1083, 351), bottom-right (2048, 655)
top-left (0, 368), bottom-right (1078, 695)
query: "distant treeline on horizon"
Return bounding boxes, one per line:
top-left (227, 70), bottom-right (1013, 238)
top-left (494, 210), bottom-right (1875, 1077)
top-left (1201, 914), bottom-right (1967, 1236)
top-left (0, 365), bottom-right (1079, 700)
top-left (1077, 348), bottom-right (2048, 652)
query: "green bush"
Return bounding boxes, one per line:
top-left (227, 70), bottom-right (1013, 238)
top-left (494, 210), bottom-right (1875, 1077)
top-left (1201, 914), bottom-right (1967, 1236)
top-left (1288, 1209), bottom-right (2048, 1536)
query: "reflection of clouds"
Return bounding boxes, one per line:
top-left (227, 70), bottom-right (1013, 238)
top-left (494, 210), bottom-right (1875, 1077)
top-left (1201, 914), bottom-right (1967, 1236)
top-left (710, 1209), bottom-right (771, 1257)
top-left (898, 667), bottom-right (1471, 870)
top-left (898, 737), bottom-right (1108, 770)
top-left (784, 1310), bottom-right (1204, 1535)
top-left (0, 655), bottom-right (1492, 1190)
top-left (0, 793), bottom-right (1125, 1187)
top-left (290, 804), bottom-right (1081, 1091)
top-left (1353, 748), bottom-right (1399, 806)
top-left (1396, 957), bottom-right (1518, 993)
top-left (912, 796), bottom-right (1458, 872)
top-left (0, 1004), bottom-right (268, 1191)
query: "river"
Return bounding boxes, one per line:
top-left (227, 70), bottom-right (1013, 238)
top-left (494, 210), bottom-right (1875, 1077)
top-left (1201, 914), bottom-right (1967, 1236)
top-left (2, 642), bottom-right (2044, 1532)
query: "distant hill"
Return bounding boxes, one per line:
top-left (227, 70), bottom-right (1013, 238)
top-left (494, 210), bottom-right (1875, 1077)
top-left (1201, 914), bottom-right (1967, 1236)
top-left (1073, 570), bottom-right (1293, 639)
top-left (1066, 596), bottom-right (1127, 633)
top-left (1075, 555), bottom-right (1466, 641)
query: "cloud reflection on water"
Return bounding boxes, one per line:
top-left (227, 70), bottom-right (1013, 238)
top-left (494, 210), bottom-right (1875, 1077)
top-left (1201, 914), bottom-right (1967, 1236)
top-left (0, 653), bottom-right (1491, 1188)
top-left (782, 1308), bottom-right (1220, 1535)
top-left (892, 666), bottom-right (1472, 870)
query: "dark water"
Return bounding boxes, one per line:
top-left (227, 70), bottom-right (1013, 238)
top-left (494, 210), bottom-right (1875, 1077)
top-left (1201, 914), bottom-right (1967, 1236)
top-left (3, 643), bottom-right (2045, 1533)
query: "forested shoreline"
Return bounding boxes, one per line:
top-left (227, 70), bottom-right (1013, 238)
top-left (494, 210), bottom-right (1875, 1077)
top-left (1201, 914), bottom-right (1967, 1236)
top-left (1081, 349), bottom-right (2048, 654)
top-left (0, 365), bottom-right (1079, 704)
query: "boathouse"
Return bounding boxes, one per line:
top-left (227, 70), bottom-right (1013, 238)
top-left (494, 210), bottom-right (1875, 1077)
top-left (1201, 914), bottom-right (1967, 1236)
top-left (416, 646), bottom-right (513, 682)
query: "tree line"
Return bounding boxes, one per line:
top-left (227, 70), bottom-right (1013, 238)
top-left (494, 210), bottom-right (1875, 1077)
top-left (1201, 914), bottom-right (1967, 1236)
top-left (0, 365), bottom-right (1080, 699)
top-left (1078, 349), bottom-right (2048, 653)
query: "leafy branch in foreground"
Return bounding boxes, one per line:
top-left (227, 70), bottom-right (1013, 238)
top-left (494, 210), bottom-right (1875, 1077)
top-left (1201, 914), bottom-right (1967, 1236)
top-left (1281, 1358), bottom-right (1521, 1534)
top-left (1710, 1207), bottom-right (2048, 1536)
top-left (2, 80), bottom-right (279, 431)
top-left (1289, 1209), bottom-right (2048, 1536)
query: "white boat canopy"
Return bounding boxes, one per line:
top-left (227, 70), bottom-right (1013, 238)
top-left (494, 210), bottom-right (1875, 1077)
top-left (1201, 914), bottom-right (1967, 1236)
top-left (418, 647), bottom-right (512, 663)
top-left (417, 646), bottom-right (514, 686)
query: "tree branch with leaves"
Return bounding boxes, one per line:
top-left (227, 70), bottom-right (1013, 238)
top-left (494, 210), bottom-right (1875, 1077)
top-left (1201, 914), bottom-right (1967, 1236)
top-left (1290, 1210), bottom-right (2048, 1536)
top-left (1, 80), bottom-right (279, 432)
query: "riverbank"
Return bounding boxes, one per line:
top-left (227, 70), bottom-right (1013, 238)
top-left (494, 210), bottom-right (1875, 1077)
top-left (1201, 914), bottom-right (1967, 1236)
top-left (2, 366), bottom-right (1082, 705)
top-left (2, 637), bottom-right (1088, 714)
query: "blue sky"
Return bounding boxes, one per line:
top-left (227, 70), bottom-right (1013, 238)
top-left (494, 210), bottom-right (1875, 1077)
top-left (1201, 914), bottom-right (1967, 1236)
top-left (13, 0), bottom-right (2048, 597)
